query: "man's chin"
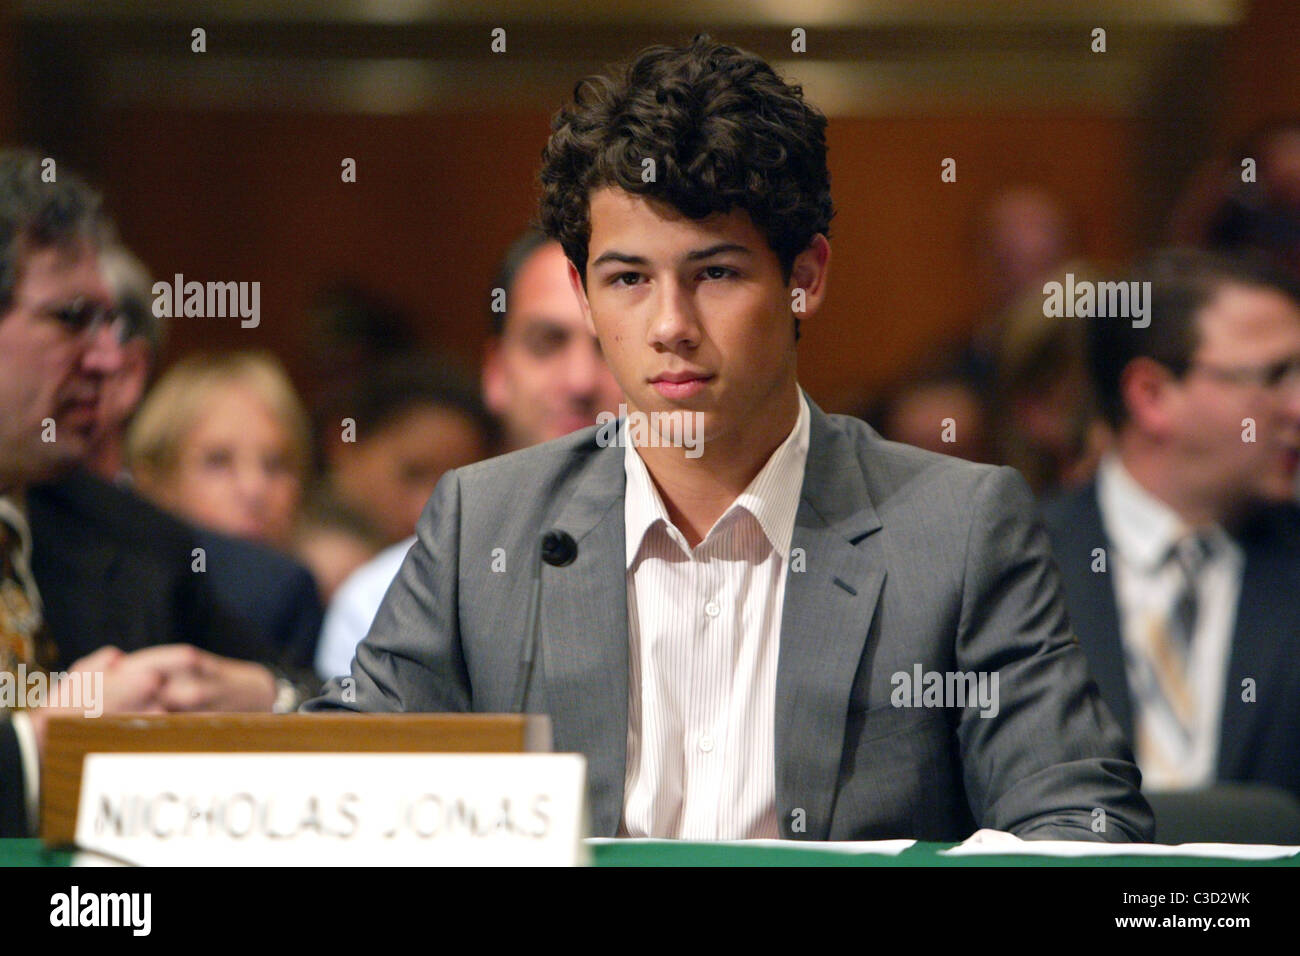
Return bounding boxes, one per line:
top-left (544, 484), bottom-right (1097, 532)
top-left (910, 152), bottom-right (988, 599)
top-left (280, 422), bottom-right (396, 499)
top-left (30, 446), bottom-right (84, 484)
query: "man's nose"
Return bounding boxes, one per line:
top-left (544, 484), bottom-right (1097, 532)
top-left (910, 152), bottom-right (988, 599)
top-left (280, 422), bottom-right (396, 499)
top-left (647, 279), bottom-right (700, 352)
top-left (1280, 381), bottom-right (1300, 424)
top-left (81, 322), bottom-right (127, 377)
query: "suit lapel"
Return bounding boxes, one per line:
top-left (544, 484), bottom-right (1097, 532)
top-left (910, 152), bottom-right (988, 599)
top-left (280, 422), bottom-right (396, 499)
top-left (540, 443), bottom-right (629, 837)
top-left (1059, 484), bottom-right (1133, 738)
top-left (29, 479), bottom-right (119, 664)
top-left (1219, 523), bottom-right (1288, 778)
top-left (775, 401), bottom-right (884, 839)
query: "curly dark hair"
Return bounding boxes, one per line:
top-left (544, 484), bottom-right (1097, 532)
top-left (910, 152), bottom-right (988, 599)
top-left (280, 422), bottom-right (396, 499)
top-left (538, 35), bottom-right (834, 288)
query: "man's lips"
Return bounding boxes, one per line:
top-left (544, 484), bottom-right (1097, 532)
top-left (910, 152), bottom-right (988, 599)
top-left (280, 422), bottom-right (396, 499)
top-left (650, 372), bottom-right (713, 399)
top-left (59, 397), bottom-right (99, 421)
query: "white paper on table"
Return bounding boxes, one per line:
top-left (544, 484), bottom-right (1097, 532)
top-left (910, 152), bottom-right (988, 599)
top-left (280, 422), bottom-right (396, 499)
top-left (944, 828), bottom-right (1300, 860)
top-left (585, 837), bottom-right (916, 856)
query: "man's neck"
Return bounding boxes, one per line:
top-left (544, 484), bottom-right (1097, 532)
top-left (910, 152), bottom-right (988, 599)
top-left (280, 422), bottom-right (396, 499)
top-left (86, 433), bottom-right (126, 483)
top-left (1114, 438), bottom-right (1228, 529)
top-left (635, 383), bottom-right (801, 548)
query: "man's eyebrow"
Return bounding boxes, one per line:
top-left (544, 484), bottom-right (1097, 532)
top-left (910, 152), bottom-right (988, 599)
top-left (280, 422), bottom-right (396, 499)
top-left (684, 243), bottom-right (753, 261)
top-left (515, 317), bottom-right (572, 335)
top-left (590, 250), bottom-right (648, 269)
top-left (589, 243), bottom-right (754, 269)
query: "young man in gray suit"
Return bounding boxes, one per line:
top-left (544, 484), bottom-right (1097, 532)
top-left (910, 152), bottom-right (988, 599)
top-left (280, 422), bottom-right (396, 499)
top-left (308, 37), bottom-right (1152, 843)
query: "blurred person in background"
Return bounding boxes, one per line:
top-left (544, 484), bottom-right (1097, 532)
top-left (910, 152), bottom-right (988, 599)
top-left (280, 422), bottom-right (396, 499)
top-left (1042, 248), bottom-right (1300, 802)
top-left (128, 351), bottom-right (310, 551)
top-left (302, 283), bottom-right (421, 442)
top-left (290, 492), bottom-right (387, 603)
top-left (64, 252), bottom-right (325, 668)
top-left (314, 228), bottom-right (623, 678)
top-left (990, 261), bottom-right (1110, 496)
top-left (962, 187), bottom-right (1080, 390)
top-left (319, 355), bottom-right (497, 547)
top-left (85, 244), bottom-right (161, 483)
top-left (481, 229), bottom-right (625, 450)
top-left (0, 151), bottom-right (309, 835)
top-left (1174, 119), bottom-right (1300, 282)
top-left (860, 361), bottom-right (990, 463)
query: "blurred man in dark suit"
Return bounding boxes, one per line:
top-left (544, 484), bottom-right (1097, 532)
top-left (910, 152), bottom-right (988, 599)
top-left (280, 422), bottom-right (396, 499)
top-left (0, 150), bottom-right (294, 837)
top-left (1043, 248), bottom-right (1300, 799)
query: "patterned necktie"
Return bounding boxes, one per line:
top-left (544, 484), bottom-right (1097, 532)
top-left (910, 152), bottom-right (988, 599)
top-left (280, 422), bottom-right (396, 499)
top-left (0, 507), bottom-right (56, 693)
top-left (1132, 531), bottom-right (1212, 785)
top-left (1167, 532), bottom-right (1211, 659)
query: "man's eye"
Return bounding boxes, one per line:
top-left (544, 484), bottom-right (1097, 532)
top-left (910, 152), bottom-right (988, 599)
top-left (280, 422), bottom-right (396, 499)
top-left (611, 272), bottom-right (642, 287)
top-left (701, 266), bottom-right (736, 280)
top-left (201, 449), bottom-right (233, 470)
top-left (524, 330), bottom-right (566, 357)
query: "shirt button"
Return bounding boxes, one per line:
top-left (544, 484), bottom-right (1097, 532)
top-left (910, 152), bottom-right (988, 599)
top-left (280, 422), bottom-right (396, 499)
top-left (704, 601), bottom-right (720, 618)
top-left (699, 735), bottom-right (715, 753)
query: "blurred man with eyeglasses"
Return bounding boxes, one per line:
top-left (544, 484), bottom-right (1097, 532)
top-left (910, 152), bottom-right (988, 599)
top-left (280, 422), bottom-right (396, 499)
top-left (0, 150), bottom-right (301, 838)
top-left (1042, 248), bottom-right (1300, 808)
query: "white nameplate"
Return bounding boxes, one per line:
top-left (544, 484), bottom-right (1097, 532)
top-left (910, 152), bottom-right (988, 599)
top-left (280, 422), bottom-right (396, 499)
top-left (74, 752), bottom-right (589, 866)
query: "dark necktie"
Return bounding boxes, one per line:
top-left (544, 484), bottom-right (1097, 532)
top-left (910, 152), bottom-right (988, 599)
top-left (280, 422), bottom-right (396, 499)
top-left (1167, 531), bottom-right (1212, 659)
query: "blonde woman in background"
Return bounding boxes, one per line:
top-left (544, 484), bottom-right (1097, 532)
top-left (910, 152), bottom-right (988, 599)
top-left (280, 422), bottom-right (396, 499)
top-left (128, 352), bottom-right (310, 551)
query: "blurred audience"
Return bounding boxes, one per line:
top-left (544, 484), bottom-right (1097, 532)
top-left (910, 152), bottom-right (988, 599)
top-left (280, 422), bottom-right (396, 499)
top-left (0, 150), bottom-right (306, 837)
top-left (1173, 119), bottom-right (1300, 281)
top-left (861, 362), bottom-right (990, 463)
top-left (314, 228), bottom-right (623, 678)
top-left (128, 351), bottom-right (310, 550)
top-left (290, 492), bottom-right (387, 604)
top-left (963, 187), bottom-right (1080, 390)
top-left (75, 251), bottom-right (325, 669)
top-left (86, 243), bottom-right (163, 483)
top-left (320, 356), bottom-right (497, 547)
top-left (482, 229), bottom-right (624, 449)
top-left (990, 261), bottom-right (1110, 495)
top-left (1042, 247), bottom-right (1300, 801)
top-left (301, 282), bottom-right (421, 450)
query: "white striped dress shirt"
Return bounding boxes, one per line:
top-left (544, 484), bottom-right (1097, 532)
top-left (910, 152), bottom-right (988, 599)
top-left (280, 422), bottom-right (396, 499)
top-left (619, 392), bottom-right (810, 839)
top-left (1097, 454), bottom-right (1241, 790)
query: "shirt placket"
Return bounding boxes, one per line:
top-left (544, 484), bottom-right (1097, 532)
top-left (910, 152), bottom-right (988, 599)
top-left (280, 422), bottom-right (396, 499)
top-left (682, 533), bottom-right (731, 839)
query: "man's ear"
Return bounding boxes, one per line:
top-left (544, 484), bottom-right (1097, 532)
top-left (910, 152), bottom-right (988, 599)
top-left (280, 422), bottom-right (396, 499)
top-left (1120, 356), bottom-right (1179, 438)
top-left (789, 234), bottom-right (831, 319)
top-left (567, 258), bottom-right (597, 338)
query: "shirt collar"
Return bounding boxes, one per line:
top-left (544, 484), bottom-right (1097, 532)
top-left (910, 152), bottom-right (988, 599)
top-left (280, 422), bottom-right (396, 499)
top-left (1097, 452), bottom-right (1211, 571)
top-left (624, 390), bottom-right (810, 567)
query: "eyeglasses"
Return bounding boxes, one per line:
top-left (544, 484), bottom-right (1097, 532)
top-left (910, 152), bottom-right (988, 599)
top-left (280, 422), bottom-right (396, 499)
top-left (1186, 356), bottom-right (1300, 391)
top-left (39, 297), bottom-right (129, 344)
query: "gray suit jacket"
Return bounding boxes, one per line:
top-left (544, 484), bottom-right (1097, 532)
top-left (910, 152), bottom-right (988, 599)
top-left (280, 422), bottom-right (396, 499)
top-left (307, 397), bottom-right (1153, 842)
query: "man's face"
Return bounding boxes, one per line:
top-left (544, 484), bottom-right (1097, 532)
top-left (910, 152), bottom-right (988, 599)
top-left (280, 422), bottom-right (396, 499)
top-left (90, 337), bottom-right (150, 448)
top-left (0, 241), bottom-right (121, 488)
top-left (482, 241), bottom-right (622, 450)
top-left (573, 187), bottom-right (827, 453)
top-left (1167, 284), bottom-right (1300, 510)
